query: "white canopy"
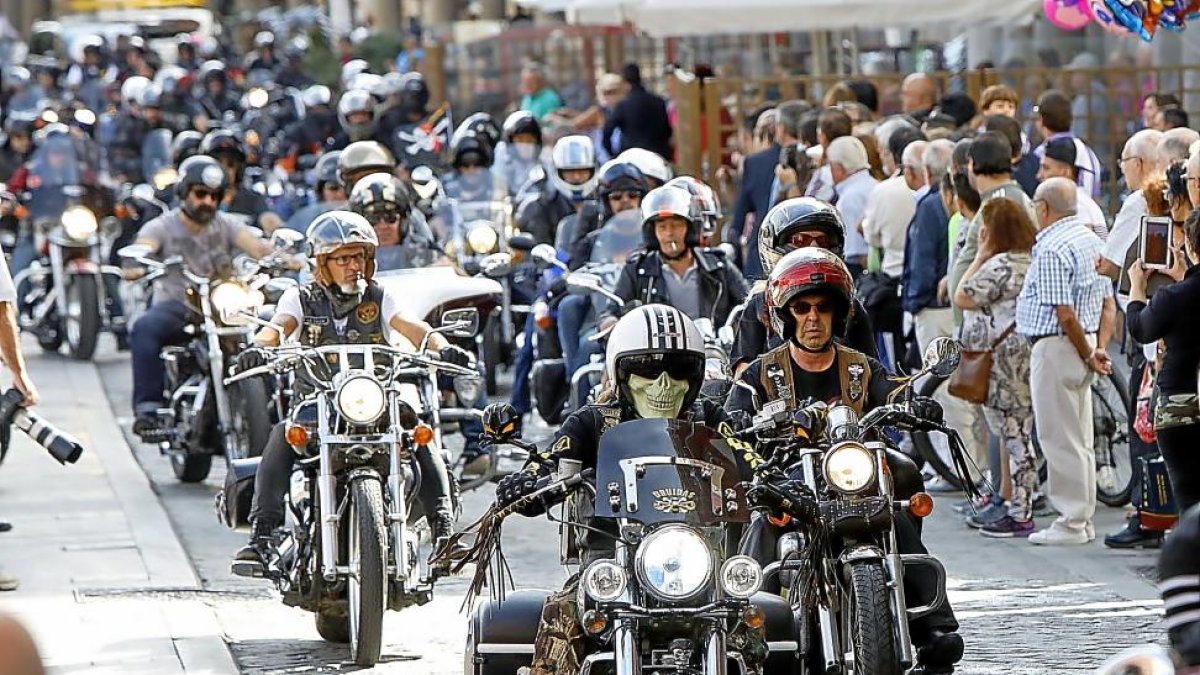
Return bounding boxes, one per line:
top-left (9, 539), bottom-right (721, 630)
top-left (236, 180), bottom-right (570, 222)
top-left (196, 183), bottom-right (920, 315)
top-left (565, 0), bottom-right (1040, 36)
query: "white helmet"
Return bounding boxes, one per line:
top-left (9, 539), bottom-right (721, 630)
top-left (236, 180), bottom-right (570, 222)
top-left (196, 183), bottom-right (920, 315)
top-left (341, 59), bottom-right (369, 88)
top-left (120, 76), bottom-right (151, 108)
top-left (605, 304), bottom-right (706, 418)
top-left (617, 148), bottom-right (672, 186)
top-left (550, 135), bottom-right (598, 202)
top-left (302, 84), bottom-right (332, 108)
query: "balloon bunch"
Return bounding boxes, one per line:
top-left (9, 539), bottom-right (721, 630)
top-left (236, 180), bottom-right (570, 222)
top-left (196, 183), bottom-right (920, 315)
top-left (1046, 0), bottom-right (1200, 39)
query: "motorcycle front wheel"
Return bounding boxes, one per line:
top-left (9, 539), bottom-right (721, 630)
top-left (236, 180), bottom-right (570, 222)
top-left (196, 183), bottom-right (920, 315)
top-left (64, 274), bottom-right (101, 361)
top-left (844, 560), bottom-right (900, 675)
top-left (169, 450), bottom-right (213, 483)
top-left (348, 477), bottom-right (387, 667)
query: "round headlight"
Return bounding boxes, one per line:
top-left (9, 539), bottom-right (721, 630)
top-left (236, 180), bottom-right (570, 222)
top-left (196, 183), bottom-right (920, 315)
top-left (823, 442), bottom-right (877, 494)
top-left (466, 223), bottom-right (498, 254)
top-left (62, 206), bottom-right (98, 240)
top-left (582, 559), bottom-right (627, 602)
top-left (336, 376), bottom-right (386, 424)
top-left (635, 526), bottom-right (712, 601)
top-left (210, 282), bottom-right (264, 325)
top-left (720, 556), bottom-right (763, 599)
top-left (453, 374), bottom-right (482, 404)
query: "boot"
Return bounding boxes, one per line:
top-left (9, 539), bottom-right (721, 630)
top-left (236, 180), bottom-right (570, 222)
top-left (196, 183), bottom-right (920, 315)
top-left (231, 519), bottom-right (278, 577)
top-left (1104, 514), bottom-right (1163, 549)
top-left (911, 630), bottom-right (964, 675)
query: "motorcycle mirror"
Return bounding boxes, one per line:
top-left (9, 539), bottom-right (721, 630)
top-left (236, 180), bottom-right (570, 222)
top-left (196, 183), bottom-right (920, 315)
top-left (480, 252), bottom-right (512, 278)
top-left (480, 402), bottom-right (522, 444)
top-left (509, 232), bottom-right (536, 252)
top-left (270, 228), bottom-right (304, 250)
top-left (117, 243), bottom-right (153, 262)
top-left (922, 337), bottom-right (962, 378)
top-left (131, 183), bottom-right (158, 204)
top-left (439, 307), bottom-right (479, 338)
top-left (531, 243), bottom-right (567, 270)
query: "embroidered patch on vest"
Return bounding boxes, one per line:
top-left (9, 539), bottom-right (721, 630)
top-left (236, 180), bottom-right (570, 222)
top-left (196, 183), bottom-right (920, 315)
top-left (356, 301), bottom-right (380, 324)
top-left (847, 363), bottom-right (865, 402)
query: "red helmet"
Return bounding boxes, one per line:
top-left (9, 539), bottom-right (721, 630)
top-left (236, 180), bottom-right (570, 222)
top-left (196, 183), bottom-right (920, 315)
top-left (766, 247), bottom-right (855, 342)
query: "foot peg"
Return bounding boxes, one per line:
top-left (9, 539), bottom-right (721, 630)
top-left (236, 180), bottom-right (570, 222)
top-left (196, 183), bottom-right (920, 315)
top-left (230, 560), bottom-right (266, 578)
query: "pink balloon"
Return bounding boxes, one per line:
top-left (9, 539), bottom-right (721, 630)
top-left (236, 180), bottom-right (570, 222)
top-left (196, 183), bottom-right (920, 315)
top-left (1044, 0), bottom-right (1093, 30)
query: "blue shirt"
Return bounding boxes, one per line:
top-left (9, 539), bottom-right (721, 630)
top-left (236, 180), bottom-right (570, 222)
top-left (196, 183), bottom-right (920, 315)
top-left (901, 190), bottom-right (949, 314)
top-left (1016, 216), bottom-right (1110, 337)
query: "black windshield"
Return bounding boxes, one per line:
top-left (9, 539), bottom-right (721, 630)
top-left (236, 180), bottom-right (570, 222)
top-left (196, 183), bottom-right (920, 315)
top-left (593, 419), bottom-right (749, 526)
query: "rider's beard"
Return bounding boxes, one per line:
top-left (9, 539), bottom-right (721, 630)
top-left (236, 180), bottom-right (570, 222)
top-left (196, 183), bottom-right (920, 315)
top-left (337, 272), bottom-right (366, 295)
top-left (182, 202), bottom-right (216, 225)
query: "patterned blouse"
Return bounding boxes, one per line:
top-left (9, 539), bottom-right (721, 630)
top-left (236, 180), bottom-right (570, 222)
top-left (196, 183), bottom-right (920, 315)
top-left (960, 252), bottom-right (1034, 412)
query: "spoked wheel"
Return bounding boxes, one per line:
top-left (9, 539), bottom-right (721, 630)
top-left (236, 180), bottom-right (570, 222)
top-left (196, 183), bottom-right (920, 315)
top-left (348, 477), bottom-right (387, 667)
top-left (1094, 370), bottom-right (1132, 507)
top-left (64, 274), bottom-right (101, 360)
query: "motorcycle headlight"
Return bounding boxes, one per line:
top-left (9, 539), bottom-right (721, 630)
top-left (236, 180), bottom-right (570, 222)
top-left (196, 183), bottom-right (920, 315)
top-left (720, 556), bottom-right (763, 599)
top-left (453, 374), bottom-right (482, 404)
top-left (210, 283), bottom-right (265, 326)
top-left (466, 223), bottom-right (498, 254)
top-left (582, 559), bottom-right (627, 603)
top-left (336, 376), bottom-right (386, 425)
top-left (635, 526), bottom-right (712, 601)
top-left (822, 442), bottom-right (877, 495)
top-left (62, 206), bottom-right (98, 240)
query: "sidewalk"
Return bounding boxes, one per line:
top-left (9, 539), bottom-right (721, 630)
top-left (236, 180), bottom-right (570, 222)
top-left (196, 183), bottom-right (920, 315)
top-left (0, 347), bottom-right (237, 674)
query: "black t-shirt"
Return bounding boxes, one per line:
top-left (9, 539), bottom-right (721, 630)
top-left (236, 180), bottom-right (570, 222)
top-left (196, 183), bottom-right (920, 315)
top-left (725, 351), bottom-right (893, 422)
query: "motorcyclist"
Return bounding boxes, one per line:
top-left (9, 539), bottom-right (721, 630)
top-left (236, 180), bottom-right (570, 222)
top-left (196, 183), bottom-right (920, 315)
top-left (513, 134), bottom-right (597, 245)
top-left (598, 184), bottom-right (749, 331)
top-left (170, 130), bottom-right (204, 167)
top-left (615, 147), bottom-right (672, 189)
top-left (724, 247), bottom-right (963, 675)
top-left (665, 175), bottom-right (722, 245)
top-left (232, 210), bottom-right (473, 571)
top-left (276, 85), bottom-right (341, 175)
top-left (0, 116), bottom-right (34, 182)
top-left (243, 31), bottom-right (279, 74)
top-left (338, 140), bottom-right (396, 193)
top-left (494, 303), bottom-right (765, 675)
top-left (348, 172), bottom-right (439, 270)
top-left (198, 129), bottom-right (274, 229)
top-left (565, 159), bottom-right (648, 267)
top-left (175, 35), bottom-right (202, 72)
top-left (129, 155), bottom-right (300, 438)
top-left (190, 61), bottom-right (242, 131)
top-left (337, 88), bottom-right (388, 146)
top-left (2, 67), bottom-right (42, 116)
top-left (442, 130), bottom-right (506, 202)
top-left (63, 35), bottom-right (110, 101)
top-left (107, 76), bottom-right (153, 183)
top-left (154, 66), bottom-right (195, 128)
top-left (274, 40), bottom-right (314, 90)
top-left (494, 110), bottom-right (544, 199)
top-left (730, 197), bottom-right (878, 375)
top-left (284, 150), bottom-right (346, 233)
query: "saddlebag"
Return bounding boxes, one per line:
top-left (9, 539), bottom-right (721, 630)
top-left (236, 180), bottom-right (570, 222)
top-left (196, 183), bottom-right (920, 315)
top-left (216, 457), bottom-right (261, 529)
top-left (467, 589), bottom-right (552, 675)
top-left (531, 359), bottom-right (568, 424)
top-left (750, 591), bottom-right (803, 671)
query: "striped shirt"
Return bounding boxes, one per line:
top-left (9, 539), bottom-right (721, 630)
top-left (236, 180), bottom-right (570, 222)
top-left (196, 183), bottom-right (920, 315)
top-left (1016, 216), bottom-right (1111, 337)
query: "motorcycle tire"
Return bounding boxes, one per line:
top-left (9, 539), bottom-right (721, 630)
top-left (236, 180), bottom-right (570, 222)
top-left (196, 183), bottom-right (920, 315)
top-left (36, 318), bottom-right (64, 354)
top-left (844, 560), bottom-right (900, 675)
top-left (65, 274), bottom-right (101, 361)
top-left (228, 378), bottom-right (272, 460)
top-left (315, 610), bottom-right (351, 644)
top-left (170, 451), bottom-right (213, 483)
top-left (348, 477), bottom-right (387, 667)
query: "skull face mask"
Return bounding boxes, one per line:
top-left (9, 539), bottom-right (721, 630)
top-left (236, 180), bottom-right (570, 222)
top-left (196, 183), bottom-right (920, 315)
top-left (627, 372), bottom-right (689, 419)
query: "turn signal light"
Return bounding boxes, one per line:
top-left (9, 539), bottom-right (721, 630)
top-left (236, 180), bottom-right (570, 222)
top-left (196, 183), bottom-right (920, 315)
top-left (285, 425), bottom-right (308, 447)
top-left (741, 606), bottom-right (765, 629)
top-left (767, 512), bottom-right (792, 527)
top-left (535, 314), bottom-right (554, 331)
top-left (412, 424), bottom-right (434, 446)
top-left (582, 609), bottom-right (608, 635)
top-left (14, 205), bottom-right (27, 220)
top-left (908, 492), bottom-right (934, 518)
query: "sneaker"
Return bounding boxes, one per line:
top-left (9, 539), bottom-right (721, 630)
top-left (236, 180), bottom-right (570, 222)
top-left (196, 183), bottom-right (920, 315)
top-left (981, 516), bottom-right (1035, 538)
top-left (925, 476), bottom-right (962, 494)
top-left (0, 569), bottom-right (17, 591)
top-left (1029, 524), bottom-right (1089, 546)
top-left (1104, 515), bottom-right (1163, 549)
top-left (966, 500), bottom-right (1008, 528)
top-left (1032, 495), bottom-right (1056, 518)
top-left (951, 495), bottom-right (990, 515)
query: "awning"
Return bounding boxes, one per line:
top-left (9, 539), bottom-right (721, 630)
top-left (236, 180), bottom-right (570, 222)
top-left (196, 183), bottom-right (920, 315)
top-left (567, 0), bottom-right (1040, 36)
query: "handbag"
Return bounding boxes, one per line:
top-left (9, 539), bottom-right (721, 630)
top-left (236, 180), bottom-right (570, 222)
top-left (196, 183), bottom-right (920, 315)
top-left (947, 323), bottom-right (1015, 405)
top-left (1139, 454), bottom-right (1178, 531)
top-left (1134, 364), bottom-right (1158, 444)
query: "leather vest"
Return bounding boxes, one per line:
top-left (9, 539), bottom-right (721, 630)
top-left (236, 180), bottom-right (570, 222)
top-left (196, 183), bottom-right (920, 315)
top-left (297, 281), bottom-right (388, 347)
top-left (758, 342), bottom-right (871, 416)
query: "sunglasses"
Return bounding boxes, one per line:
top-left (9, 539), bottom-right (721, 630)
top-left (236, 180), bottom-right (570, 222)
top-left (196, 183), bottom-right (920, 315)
top-left (366, 210), bottom-right (402, 224)
top-left (328, 251), bottom-right (367, 267)
top-left (190, 188), bottom-right (220, 202)
top-left (619, 353), bottom-right (702, 381)
top-left (788, 299), bottom-right (834, 316)
top-left (784, 231), bottom-right (830, 249)
top-left (608, 190), bottom-right (643, 202)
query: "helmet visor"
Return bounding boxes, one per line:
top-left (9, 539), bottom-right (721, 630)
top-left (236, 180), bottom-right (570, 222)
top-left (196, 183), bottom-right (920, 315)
top-left (617, 352), bottom-right (704, 382)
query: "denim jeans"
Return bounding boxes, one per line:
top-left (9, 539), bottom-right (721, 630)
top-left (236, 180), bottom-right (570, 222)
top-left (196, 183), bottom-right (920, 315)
top-left (557, 295), bottom-right (604, 376)
top-left (509, 312), bottom-right (536, 416)
top-left (11, 234), bottom-right (35, 309)
top-left (129, 300), bottom-right (190, 416)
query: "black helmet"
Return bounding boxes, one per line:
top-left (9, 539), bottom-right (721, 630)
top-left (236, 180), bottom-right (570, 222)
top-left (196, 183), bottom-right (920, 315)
top-left (501, 110), bottom-right (542, 147)
top-left (758, 197), bottom-right (846, 271)
top-left (454, 112), bottom-right (501, 151)
top-left (348, 172), bottom-right (412, 224)
top-left (175, 154), bottom-right (228, 200)
top-left (398, 72), bottom-right (429, 111)
top-left (450, 131), bottom-right (493, 169)
top-left (305, 210), bottom-right (379, 295)
top-left (314, 150), bottom-right (342, 192)
top-left (199, 129), bottom-right (246, 166)
top-left (640, 185), bottom-right (700, 252)
top-left (597, 160), bottom-right (649, 218)
top-left (337, 141), bottom-right (395, 190)
top-left (171, 130), bottom-right (204, 165)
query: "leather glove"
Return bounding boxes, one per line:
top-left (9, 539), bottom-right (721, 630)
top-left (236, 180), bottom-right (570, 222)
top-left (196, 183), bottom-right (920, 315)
top-left (747, 479), bottom-right (820, 523)
top-left (236, 347), bottom-right (268, 374)
top-left (910, 396), bottom-right (944, 426)
top-left (438, 345), bottom-right (474, 368)
top-left (495, 471), bottom-right (542, 512)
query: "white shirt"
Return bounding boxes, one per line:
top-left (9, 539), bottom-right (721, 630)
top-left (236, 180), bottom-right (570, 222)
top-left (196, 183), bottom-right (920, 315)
top-left (274, 285), bottom-right (414, 343)
top-left (1075, 186), bottom-right (1109, 240)
top-left (1102, 190), bottom-right (1147, 268)
top-left (861, 173), bottom-right (915, 277)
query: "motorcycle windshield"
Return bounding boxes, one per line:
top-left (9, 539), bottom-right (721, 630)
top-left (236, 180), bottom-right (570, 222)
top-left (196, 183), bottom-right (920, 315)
top-left (142, 129), bottom-right (174, 186)
top-left (593, 418), bottom-right (749, 526)
top-left (588, 210), bottom-right (642, 264)
top-left (25, 133), bottom-right (83, 191)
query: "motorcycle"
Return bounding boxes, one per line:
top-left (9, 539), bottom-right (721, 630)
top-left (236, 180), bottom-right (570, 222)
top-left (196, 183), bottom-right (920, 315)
top-left (739, 337), bottom-right (966, 675)
top-left (13, 135), bottom-right (121, 360)
top-left (220, 309), bottom-right (481, 667)
top-left (453, 414), bottom-right (802, 675)
top-left (117, 235), bottom-right (294, 482)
